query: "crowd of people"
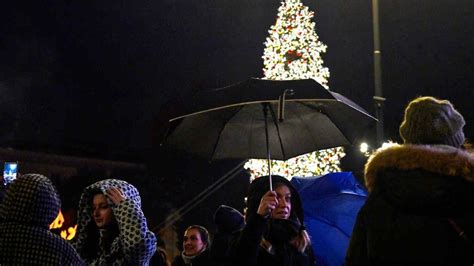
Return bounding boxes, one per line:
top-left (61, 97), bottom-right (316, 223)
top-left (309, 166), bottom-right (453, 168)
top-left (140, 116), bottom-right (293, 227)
top-left (0, 96), bottom-right (473, 265)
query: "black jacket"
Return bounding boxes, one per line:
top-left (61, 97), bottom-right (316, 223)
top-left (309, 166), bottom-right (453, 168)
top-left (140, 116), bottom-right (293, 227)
top-left (210, 205), bottom-right (245, 265)
top-left (231, 175), bottom-right (315, 266)
top-left (0, 174), bottom-right (83, 265)
top-left (172, 249), bottom-right (213, 266)
top-left (346, 144), bottom-right (474, 265)
top-left (233, 214), bottom-right (314, 266)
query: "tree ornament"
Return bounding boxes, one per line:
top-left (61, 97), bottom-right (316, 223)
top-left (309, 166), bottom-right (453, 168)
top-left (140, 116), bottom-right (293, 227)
top-left (248, 0), bottom-right (344, 180)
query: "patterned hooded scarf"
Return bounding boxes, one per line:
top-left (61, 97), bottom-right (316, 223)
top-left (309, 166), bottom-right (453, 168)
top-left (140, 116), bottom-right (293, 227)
top-left (73, 179), bottom-right (156, 265)
top-left (0, 174), bottom-right (83, 265)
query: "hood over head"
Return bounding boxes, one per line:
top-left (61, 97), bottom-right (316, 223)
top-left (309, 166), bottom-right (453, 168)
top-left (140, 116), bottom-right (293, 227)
top-left (213, 205), bottom-right (245, 233)
top-left (76, 179), bottom-right (141, 228)
top-left (246, 175), bottom-right (304, 224)
top-left (0, 174), bottom-right (60, 228)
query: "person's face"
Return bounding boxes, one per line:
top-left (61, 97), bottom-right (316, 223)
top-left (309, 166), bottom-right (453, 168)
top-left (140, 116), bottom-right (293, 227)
top-left (271, 184), bottom-right (292, 220)
top-left (92, 193), bottom-right (115, 228)
top-left (183, 228), bottom-right (206, 256)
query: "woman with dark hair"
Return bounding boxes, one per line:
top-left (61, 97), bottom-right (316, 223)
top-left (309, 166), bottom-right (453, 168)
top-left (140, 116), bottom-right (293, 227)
top-left (172, 225), bottom-right (213, 266)
top-left (232, 175), bottom-right (315, 266)
top-left (73, 179), bottom-right (156, 265)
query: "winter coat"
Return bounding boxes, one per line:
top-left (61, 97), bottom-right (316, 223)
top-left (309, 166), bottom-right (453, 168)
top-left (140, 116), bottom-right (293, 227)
top-left (346, 144), bottom-right (474, 265)
top-left (210, 205), bottom-right (245, 265)
top-left (0, 174), bottom-right (84, 265)
top-left (73, 179), bottom-right (157, 265)
top-left (232, 175), bottom-right (316, 266)
top-left (171, 249), bottom-right (213, 266)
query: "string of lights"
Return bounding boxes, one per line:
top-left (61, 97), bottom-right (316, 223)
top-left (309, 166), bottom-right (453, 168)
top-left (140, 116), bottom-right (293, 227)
top-left (245, 0), bottom-right (345, 180)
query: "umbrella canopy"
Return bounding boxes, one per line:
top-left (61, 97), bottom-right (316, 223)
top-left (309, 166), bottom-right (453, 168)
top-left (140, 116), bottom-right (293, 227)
top-left (162, 78), bottom-right (376, 161)
top-left (291, 172), bottom-right (368, 266)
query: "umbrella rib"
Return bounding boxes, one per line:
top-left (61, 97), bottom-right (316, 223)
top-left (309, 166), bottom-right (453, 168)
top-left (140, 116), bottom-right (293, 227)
top-left (292, 102), bottom-right (321, 153)
top-left (330, 92), bottom-right (377, 120)
top-left (285, 101), bottom-right (328, 154)
top-left (209, 106), bottom-right (244, 161)
top-left (300, 102), bottom-right (351, 145)
top-left (267, 103), bottom-right (286, 159)
top-left (169, 99), bottom-right (337, 122)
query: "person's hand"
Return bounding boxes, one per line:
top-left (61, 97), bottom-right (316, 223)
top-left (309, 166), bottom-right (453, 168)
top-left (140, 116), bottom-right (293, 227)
top-left (106, 187), bottom-right (126, 205)
top-left (257, 190), bottom-right (278, 218)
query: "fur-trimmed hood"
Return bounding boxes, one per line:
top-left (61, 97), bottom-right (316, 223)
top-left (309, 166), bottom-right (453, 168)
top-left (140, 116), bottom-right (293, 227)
top-left (365, 144), bottom-right (474, 192)
top-left (364, 144), bottom-right (474, 215)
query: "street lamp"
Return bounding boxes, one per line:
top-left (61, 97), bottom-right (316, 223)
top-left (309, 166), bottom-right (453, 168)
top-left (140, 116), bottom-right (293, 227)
top-left (372, 0), bottom-right (386, 145)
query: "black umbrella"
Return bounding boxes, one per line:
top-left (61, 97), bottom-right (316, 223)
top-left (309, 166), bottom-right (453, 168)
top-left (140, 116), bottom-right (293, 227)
top-left (162, 78), bottom-right (376, 189)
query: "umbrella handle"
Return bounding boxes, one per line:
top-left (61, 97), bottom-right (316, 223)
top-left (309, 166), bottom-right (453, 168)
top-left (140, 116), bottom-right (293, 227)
top-left (263, 103), bottom-right (273, 191)
top-left (278, 89), bottom-right (294, 121)
top-left (268, 161), bottom-right (272, 191)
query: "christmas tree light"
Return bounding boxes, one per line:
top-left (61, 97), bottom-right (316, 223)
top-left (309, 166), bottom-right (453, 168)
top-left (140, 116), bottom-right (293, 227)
top-left (245, 0), bottom-right (345, 180)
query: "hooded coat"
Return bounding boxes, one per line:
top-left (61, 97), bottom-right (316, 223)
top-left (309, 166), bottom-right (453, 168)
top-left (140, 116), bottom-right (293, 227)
top-left (0, 174), bottom-right (84, 265)
top-left (232, 175), bottom-right (315, 266)
top-left (73, 179), bottom-right (156, 265)
top-left (346, 144), bottom-right (474, 265)
top-left (210, 205), bottom-right (245, 265)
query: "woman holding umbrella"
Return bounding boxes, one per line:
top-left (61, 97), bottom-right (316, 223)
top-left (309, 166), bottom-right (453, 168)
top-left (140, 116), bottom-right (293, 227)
top-left (231, 175), bottom-right (315, 266)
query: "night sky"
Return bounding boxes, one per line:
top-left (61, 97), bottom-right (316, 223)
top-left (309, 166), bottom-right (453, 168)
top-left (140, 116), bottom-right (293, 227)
top-left (1, 0), bottom-right (473, 162)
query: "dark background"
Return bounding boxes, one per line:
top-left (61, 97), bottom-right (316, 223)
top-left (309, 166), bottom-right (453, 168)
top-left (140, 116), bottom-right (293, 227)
top-left (1, 0), bottom-right (473, 241)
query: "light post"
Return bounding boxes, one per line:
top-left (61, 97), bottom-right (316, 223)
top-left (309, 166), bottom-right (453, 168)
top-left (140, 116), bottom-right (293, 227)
top-left (372, 0), bottom-right (386, 145)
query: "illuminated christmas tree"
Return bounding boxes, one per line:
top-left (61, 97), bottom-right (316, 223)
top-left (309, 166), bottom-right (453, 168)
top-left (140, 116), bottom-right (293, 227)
top-left (244, 0), bottom-right (345, 180)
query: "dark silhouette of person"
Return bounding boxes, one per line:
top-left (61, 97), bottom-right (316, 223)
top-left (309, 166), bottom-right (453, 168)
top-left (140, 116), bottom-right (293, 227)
top-left (210, 205), bottom-right (245, 265)
top-left (346, 96), bottom-right (474, 265)
top-left (0, 174), bottom-right (83, 264)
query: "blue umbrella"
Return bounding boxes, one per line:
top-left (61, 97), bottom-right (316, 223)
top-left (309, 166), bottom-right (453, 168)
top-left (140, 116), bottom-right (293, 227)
top-left (291, 172), bottom-right (367, 266)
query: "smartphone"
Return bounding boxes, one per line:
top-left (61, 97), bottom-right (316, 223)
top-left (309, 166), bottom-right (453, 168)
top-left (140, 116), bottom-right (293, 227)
top-left (3, 162), bottom-right (18, 186)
